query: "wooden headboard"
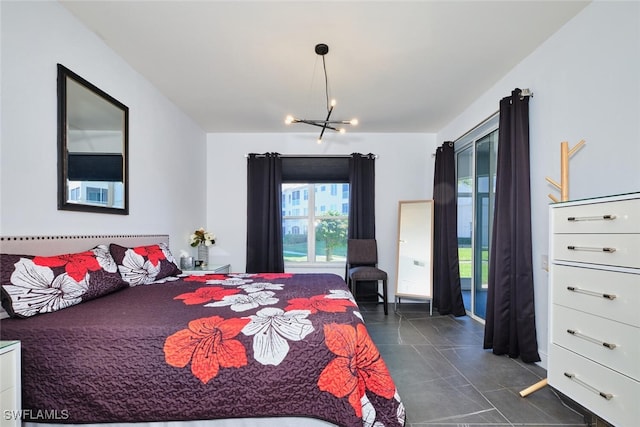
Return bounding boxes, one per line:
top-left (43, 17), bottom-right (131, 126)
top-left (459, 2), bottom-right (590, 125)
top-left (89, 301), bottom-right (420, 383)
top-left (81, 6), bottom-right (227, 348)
top-left (0, 234), bottom-right (169, 256)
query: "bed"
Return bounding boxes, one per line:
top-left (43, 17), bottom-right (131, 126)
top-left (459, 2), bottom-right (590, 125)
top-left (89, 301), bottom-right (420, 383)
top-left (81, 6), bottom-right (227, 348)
top-left (0, 235), bottom-right (405, 427)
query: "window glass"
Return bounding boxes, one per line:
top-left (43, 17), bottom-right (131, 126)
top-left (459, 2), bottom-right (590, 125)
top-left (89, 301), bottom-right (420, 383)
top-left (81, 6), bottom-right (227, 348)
top-left (86, 187), bottom-right (108, 205)
top-left (282, 183), bottom-right (349, 263)
top-left (455, 113), bottom-right (498, 320)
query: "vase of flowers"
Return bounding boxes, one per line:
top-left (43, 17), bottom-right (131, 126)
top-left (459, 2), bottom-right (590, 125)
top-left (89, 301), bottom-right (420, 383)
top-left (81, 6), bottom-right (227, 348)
top-left (190, 228), bottom-right (215, 267)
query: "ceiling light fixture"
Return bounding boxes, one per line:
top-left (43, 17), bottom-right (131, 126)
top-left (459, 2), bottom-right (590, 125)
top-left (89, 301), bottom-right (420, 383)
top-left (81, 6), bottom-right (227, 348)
top-left (285, 43), bottom-right (358, 144)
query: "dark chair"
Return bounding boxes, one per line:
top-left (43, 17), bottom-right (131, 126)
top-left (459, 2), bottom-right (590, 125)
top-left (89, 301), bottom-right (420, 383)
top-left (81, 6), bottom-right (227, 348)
top-left (346, 239), bottom-right (388, 315)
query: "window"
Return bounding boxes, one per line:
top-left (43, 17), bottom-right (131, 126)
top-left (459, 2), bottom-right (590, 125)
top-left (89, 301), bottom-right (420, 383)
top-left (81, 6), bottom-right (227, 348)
top-left (292, 190), bottom-right (300, 206)
top-left (280, 156), bottom-right (351, 264)
top-left (456, 113), bottom-right (498, 320)
top-left (69, 186), bottom-right (80, 201)
top-left (282, 183), bottom-right (349, 263)
top-left (86, 187), bottom-right (108, 205)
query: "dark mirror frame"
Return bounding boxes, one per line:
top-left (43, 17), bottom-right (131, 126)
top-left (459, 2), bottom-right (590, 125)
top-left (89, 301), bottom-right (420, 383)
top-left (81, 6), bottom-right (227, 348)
top-left (57, 64), bottom-right (129, 215)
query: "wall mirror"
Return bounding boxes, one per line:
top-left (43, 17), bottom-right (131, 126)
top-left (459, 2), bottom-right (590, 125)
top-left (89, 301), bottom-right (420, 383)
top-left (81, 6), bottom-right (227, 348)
top-left (395, 200), bottom-right (434, 303)
top-left (57, 64), bottom-right (129, 214)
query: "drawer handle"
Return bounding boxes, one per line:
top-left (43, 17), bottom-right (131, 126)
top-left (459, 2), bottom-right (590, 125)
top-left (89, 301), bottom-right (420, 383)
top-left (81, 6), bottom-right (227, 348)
top-left (567, 245), bottom-right (616, 253)
top-left (566, 329), bottom-right (617, 350)
top-left (563, 372), bottom-right (613, 400)
top-left (566, 286), bottom-right (617, 300)
top-left (567, 214), bottom-right (616, 222)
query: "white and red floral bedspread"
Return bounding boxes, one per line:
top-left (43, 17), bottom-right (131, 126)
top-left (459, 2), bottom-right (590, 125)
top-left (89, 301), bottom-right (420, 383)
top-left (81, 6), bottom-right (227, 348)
top-left (1, 273), bottom-right (405, 426)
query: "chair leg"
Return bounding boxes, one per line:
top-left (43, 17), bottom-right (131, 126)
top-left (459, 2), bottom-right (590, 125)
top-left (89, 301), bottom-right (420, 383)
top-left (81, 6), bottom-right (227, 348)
top-left (382, 279), bottom-right (388, 315)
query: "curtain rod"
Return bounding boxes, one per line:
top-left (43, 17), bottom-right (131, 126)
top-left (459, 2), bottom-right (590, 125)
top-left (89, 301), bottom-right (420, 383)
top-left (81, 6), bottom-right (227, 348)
top-left (447, 87), bottom-right (533, 146)
top-left (244, 153), bottom-right (379, 159)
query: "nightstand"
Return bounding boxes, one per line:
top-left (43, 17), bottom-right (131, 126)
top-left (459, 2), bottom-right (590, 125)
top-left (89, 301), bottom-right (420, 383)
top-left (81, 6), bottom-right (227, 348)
top-left (0, 341), bottom-right (21, 427)
top-left (182, 264), bottom-right (231, 275)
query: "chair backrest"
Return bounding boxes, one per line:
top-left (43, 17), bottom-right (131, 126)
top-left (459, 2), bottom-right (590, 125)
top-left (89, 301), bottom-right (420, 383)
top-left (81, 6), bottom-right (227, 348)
top-left (347, 239), bottom-right (378, 265)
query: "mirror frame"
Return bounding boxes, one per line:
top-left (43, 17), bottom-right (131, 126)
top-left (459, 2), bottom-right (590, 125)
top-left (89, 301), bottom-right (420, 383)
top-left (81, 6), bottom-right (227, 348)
top-left (394, 200), bottom-right (434, 301)
top-left (57, 64), bottom-right (129, 215)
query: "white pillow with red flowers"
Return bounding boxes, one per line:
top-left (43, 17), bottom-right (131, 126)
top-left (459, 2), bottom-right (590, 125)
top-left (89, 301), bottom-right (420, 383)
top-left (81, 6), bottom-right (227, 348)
top-left (0, 245), bottom-right (127, 318)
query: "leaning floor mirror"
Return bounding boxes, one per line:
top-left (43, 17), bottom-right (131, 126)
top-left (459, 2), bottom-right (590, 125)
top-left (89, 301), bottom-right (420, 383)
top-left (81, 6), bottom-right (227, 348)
top-left (395, 200), bottom-right (434, 312)
top-left (57, 64), bottom-right (129, 214)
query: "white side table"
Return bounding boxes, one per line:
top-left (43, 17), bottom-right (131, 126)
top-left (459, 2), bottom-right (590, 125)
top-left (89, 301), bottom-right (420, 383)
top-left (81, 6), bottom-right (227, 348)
top-left (182, 264), bottom-right (231, 275)
top-left (0, 341), bottom-right (21, 427)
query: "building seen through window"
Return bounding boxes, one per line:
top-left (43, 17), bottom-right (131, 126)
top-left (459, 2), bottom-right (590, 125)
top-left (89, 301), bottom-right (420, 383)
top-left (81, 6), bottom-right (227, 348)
top-left (282, 183), bottom-right (349, 263)
top-left (67, 181), bottom-right (123, 207)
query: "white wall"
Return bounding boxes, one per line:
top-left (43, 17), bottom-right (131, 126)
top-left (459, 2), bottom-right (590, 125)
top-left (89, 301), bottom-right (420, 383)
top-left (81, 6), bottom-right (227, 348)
top-left (0, 1), bottom-right (207, 257)
top-left (205, 132), bottom-right (438, 285)
top-left (438, 1), bottom-right (640, 367)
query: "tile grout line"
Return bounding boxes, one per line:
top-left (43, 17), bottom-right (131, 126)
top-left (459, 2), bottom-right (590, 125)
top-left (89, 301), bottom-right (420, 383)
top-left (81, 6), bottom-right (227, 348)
top-left (403, 312), bottom-right (516, 426)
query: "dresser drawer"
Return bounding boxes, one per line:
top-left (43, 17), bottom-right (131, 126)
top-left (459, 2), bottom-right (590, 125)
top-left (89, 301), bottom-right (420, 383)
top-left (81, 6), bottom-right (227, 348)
top-left (552, 264), bottom-right (640, 327)
top-left (552, 305), bottom-right (640, 380)
top-left (553, 198), bottom-right (640, 234)
top-left (549, 344), bottom-right (640, 427)
top-left (553, 233), bottom-right (640, 269)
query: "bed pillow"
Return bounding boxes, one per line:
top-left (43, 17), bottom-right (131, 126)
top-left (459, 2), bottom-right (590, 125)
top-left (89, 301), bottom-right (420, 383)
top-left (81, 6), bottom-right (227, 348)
top-left (0, 245), bottom-right (128, 318)
top-left (109, 242), bottom-right (182, 286)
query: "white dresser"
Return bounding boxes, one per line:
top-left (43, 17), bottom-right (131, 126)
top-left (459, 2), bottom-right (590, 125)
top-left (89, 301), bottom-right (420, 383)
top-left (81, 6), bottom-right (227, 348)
top-left (0, 341), bottom-right (21, 427)
top-left (548, 193), bottom-right (640, 427)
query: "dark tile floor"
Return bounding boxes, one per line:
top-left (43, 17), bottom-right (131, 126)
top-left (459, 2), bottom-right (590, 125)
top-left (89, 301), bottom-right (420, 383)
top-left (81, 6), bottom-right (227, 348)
top-left (359, 302), bottom-right (589, 427)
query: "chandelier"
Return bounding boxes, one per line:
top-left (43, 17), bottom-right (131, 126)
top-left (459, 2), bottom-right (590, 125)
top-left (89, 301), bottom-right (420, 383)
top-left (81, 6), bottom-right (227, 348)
top-left (285, 43), bottom-right (358, 144)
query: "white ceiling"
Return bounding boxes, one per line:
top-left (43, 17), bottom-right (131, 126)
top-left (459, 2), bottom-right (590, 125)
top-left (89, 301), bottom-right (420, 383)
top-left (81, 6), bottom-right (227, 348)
top-left (59, 0), bottom-right (590, 134)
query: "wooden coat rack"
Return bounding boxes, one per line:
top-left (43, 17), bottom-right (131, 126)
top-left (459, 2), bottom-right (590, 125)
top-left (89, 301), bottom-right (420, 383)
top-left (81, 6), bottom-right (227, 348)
top-left (545, 140), bottom-right (586, 202)
top-left (521, 140), bottom-right (586, 399)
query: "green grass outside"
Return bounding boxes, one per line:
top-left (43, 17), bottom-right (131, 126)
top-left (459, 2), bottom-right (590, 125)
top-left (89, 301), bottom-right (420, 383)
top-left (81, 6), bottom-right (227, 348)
top-left (284, 241), bottom-right (347, 262)
top-left (284, 241), bottom-right (486, 277)
top-left (458, 247), bottom-right (489, 284)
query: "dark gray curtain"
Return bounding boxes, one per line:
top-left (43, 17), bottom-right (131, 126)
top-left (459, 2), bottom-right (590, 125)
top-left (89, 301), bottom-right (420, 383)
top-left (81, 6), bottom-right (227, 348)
top-left (246, 153), bottom-right (284, 273)
top-left (347, 153), bottom-right (377, 300)
top-left (483, 89), bottom-right (540, 363)
top-left (433, 142), bottom-right (466, 316)
top-left (348, 153), bottom-right (376, 239)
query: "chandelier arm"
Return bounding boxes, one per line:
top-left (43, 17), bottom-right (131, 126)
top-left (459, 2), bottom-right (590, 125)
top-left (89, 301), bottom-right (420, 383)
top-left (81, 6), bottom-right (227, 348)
top-left (294, 119), bottom-right (347, 126)
top-left (293, 120), bottom-right (339, 131)
top-left (318, 104), bottom-right (335, 141)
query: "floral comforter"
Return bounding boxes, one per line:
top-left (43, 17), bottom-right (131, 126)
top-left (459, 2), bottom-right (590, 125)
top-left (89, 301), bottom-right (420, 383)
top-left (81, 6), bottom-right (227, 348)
top-left (1, 273), bottom-right (405, 426)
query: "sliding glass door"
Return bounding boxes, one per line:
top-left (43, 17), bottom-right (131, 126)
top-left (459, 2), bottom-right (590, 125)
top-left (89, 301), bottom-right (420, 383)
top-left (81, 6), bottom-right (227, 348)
top-left (455, 116), bottom-right (498, 320)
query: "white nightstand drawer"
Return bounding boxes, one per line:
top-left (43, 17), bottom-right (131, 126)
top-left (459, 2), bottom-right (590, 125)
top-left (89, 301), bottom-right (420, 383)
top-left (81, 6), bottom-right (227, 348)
top-left (0, 341), bottom-right (21, 427)
top-left (553, 233), bottom-right (640, 269)
top-left (552, 305), bottom-right (640, 380)
top-left (552, 264), bottom-right (640, 327)
top-left (0, 344), bottom-right (18, 391)
top-left (553, 198), bottom-right (640, 234)
top-left (549, 344), bottom-right (639, 427)
top-left (0, 388), bottom-right (18, 427)
top-left (182, 264), bottom-right (231, 275)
